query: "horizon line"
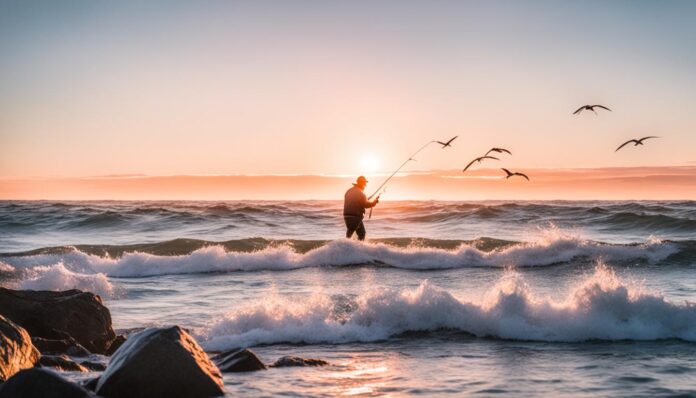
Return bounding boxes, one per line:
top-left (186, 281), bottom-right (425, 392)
top-left (2, 163), bottom-right (696, 181)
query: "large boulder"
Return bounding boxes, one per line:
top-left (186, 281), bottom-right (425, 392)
top-left (0, 368), bottom-right (94, 398)
top-left (0, 288), bottom-right (116, 354)
top-left (95, 326), bottom-right (224, 398)
top-left (212, 348), bottom-right (267, 372)
top-left (0, 315), bottom-right (40, 382)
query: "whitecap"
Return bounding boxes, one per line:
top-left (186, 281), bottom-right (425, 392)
top-left (200, 263), bottom-right (696, 349)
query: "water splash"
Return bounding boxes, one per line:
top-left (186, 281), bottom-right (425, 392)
top-left (201, 263), bottom-right (696, 349)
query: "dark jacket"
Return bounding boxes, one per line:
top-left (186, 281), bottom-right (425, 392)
top-left (343, 186), bottom-right (376, 217)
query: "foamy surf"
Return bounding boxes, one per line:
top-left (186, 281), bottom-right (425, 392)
top-left (0, 234), bottom-right (676, 280)
top-left (200, 264), bottom-right (696, 349)
top-left (10, 263), bottom-right (116, 297)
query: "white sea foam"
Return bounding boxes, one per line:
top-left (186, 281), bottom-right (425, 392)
top-left (200, 264), bottom-right (696, 349)
top-left (18, 263), bottom-right (115, 297)
top-left (0, 233), bottom-right (677, 278)
top-left (0, 262), bottom-right (14, 272)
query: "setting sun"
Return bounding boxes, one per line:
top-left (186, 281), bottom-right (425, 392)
top-left (359, 154), bottom-right (381, 174)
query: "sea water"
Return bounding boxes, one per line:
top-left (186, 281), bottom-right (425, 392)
top-left (1, 200), bottom-right (695, 397)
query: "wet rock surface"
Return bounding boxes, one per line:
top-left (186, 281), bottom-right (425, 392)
top-left (0, 315), bottom-right (40, 382)
top-left (32, 336), bottom-right (91, 357)
top-left (271, 355), bottom-right (329, 368)
top-left (95, 325), bottom-right (224, 398)
top-left (0, 288), bottom-right (116, 354)
top-left (212, 348), bottom-right (267, 372)
top-left (38, 355), bottom-right (89, 372)
top-left (0, 368), bottom-right (95, 398)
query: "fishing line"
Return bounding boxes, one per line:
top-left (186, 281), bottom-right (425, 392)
top-left (367, 140), bottom-right (437, 219)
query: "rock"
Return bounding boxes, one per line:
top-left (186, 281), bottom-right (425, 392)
top-left (95, 326), bottom-right (224, 398)
top-left (105, 334), bottom-right (126, 356)
top-left (82, 377), bottom-right (99, 391)
top-left (38, 355), bottom-right (88, 372)
top-left (271, 356), bottom-right (329, 368)
top-left (32, 337), bottom-right (91, 357)
top-left (212, 348), bottom-right (267, 372)
top-left (0, 368), bottom-right (95, 398)
top-left (0, 315), bottom-right (40, 382)
top-left (0, 288), bottom-right (116, 354)
top-left (79, 360), bottom-right (107, 371)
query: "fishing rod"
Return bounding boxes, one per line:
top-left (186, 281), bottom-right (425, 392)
top-left (367, 140), bottom-right (437, 219)
top-left (368, 141), bottom-right (436, 200)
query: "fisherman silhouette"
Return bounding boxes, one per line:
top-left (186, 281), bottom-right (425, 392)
top-left (343, 176), bottom-right (379, 241)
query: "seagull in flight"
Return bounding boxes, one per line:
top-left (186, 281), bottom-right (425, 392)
top-left (615, 136), bottom-right (659, 152)
top-left (463, 156), bottom-right (499, 172)
top-left (501, 168), bottom-right (530, 181)
top-left (435, 136), bottom-right (458, 148)
top-left (484, 147), bottom-right (512, 157)
top-left (573, 104), bottom-right (611, 115)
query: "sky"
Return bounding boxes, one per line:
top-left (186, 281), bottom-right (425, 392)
top-left (1, 0), bottom-right (695, 199)
top-left (3, 167), bottom-right (695, 200)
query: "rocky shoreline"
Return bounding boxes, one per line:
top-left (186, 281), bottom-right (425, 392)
top-left (0, 287), bottom-right (327, 397)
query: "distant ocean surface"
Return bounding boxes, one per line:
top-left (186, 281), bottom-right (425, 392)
top-left (1, 200), bottom-right (696, 397)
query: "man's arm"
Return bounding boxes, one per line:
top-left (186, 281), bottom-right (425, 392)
top-left (364, 195), bottom-right (379, 209)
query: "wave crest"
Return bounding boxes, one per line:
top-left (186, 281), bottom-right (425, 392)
top-left (0, 233), bottom-right (676, 278)
top-left (17, 263), bottom-right (115, 297)
top-left (201, 264), bottom-right (696, 349)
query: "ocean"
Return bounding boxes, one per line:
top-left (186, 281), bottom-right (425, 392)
top-left (1, 200), bottom-right (695, 397)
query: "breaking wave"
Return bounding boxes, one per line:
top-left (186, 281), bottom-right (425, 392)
top-left (200, 264), bottom-right (696, 348)
top-left (0, 233), bottom-right (678, 279)
top-left (13, 263), bottom-right (115, 297)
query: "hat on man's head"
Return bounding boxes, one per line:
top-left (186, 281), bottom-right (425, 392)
top-left (353, 176), bottom-right (368, 185)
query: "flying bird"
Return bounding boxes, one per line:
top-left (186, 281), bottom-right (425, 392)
top-left (435, 136), bottom-right (458, 148)
top-left (615, 136), bottom-right (659, 152)
top-left (484, 147), bottom-right (512, 156)
top-left (573, 104), bottom-right (611, 115)
top-left (501, 168), bottom-right (530, 181)
top-left (463, 156), bottom-right (499, 172)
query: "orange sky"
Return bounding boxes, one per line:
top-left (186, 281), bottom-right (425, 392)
top-left (2, 166), bottom-right (694, 201)
top-left (2, 2), bottom-right (696, 199)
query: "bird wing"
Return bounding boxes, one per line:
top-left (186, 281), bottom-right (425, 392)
top-left (482, 156), bottom-right (499, 161)
top-left (435, 141), bottom-right (446, 146)
top-left (497, 148), bottom-right (511, 155)
top-left (446, 136), bottom-right (458, 145)
top-left (516, 173), bottom-right (530, 181)
top-left (639, 136), bottom-right (659, 143)
top-left (462, 158), bottom-right (478, 172)
top-left (593, 105), bottom-right (611, 112)
top-left (573, 106), bottom-right (586, 115)
top-left (615, 140), bottom-right (635, 152)
top-left (501, 168), bottom-right (512, 177)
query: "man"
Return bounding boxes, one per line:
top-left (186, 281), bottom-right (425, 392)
top-left (343, 176), bottom-right (379, 241)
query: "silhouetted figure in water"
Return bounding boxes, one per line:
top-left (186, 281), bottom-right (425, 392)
top-left (344, 176), bottom-right (379, 241)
